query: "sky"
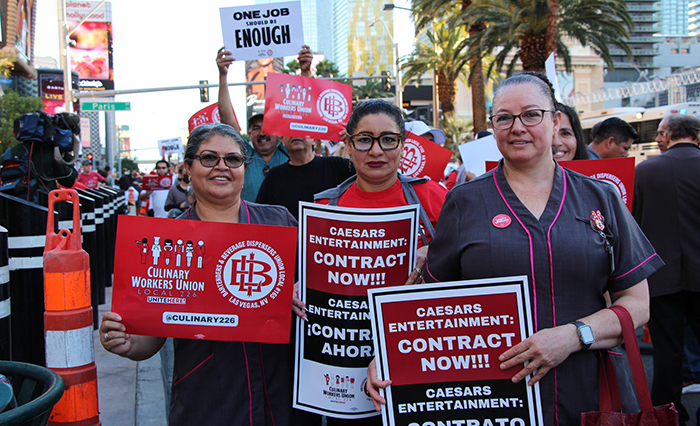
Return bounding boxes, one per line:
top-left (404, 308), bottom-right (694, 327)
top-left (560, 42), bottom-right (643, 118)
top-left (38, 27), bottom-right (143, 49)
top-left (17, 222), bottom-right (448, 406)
top-left (34, 0), bottom-right (415, 166)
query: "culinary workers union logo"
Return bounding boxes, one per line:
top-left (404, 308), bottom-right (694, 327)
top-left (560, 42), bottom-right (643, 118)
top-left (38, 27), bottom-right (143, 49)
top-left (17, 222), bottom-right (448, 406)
top-left (400, 139), bottom-right (425, 176)
top-left (215, 241), bottom-right (285, 308)
top-left (316, 89), bottom-right (349, 124)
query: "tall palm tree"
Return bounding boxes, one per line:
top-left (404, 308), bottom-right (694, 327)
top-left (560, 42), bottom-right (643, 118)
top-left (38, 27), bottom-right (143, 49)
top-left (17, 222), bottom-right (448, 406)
top-left (460, 0), bottom-right (633, 75)
top-left (412, 0), bottom-right (488, 133)
top-left (401, 20), bottom-right (470, 115)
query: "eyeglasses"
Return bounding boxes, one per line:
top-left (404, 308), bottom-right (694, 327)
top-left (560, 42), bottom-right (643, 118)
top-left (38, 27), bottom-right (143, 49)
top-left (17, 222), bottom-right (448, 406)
top-left (349, 133), bottom-right (402, 151)
top-left (489, 109), bottom-right (554, 130)
top-left (192, 152), bottom-right (246, 168)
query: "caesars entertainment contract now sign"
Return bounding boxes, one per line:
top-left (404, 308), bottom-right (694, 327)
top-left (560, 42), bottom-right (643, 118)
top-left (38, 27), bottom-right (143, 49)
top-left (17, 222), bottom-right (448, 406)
top-left (111, 216), bottom-right (297, 343)
top-left (486, 157), bottom-right (635, 211)
top-left (263, 72), bottom-right (353, 141)
top-left (368, 277), bottom-right (543, 426)
top-left (400, 132), bottom-right (454, 182)
top-left (294, 202), bottom-right (420, 418)
top-left (220, 1), bottom-right (303, 62)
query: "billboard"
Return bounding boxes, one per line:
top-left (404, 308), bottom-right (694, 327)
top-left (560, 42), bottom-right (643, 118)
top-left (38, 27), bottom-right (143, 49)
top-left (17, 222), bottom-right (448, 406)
top-left (37, 69), bottom-right (80, 114)
top-left (66, 1), bottom-right (114, 91)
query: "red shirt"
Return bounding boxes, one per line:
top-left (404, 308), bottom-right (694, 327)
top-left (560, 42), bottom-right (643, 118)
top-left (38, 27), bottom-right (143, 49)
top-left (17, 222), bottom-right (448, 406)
top-left (317, 178), bottom-right (447, 246)
top-left (77, 171), bottom-right (104, 189)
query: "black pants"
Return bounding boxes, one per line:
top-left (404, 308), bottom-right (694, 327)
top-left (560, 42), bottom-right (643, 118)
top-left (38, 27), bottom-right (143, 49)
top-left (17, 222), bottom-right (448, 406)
top-left (648, 291), bottom-right (700, 425)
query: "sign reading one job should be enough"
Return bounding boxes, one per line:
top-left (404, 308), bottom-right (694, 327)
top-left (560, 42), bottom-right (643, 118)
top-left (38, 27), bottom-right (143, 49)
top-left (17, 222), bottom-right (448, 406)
top-left (220, 1), bottom-right (304, 62)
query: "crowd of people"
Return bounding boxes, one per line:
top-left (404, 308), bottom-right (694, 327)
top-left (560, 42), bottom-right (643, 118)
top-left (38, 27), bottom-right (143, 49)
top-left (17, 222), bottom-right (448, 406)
top-left (91, 44), bottom-right (700, 426)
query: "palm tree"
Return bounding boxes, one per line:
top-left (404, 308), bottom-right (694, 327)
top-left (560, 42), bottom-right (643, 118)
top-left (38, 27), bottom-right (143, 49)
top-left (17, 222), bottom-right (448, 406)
top-left (460, 0), bottom-right (633, 75)
top-left (352, 79), bottom-right (391, 102)
top-left (402, 20), bottom-right (470, 116)
top-left (412, 0), bottom-right (488, 133)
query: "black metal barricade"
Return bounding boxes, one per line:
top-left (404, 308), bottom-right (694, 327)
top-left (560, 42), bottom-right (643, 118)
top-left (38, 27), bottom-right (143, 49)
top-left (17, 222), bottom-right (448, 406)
top-left (0, 226), bottom-right (10, 360)
top-left (0, 193), bottom-right (48, 365)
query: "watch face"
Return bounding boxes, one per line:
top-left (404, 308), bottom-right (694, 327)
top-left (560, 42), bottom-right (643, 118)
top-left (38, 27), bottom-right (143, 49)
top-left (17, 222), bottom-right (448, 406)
top-left (579, 325), bottom-right (595, 344)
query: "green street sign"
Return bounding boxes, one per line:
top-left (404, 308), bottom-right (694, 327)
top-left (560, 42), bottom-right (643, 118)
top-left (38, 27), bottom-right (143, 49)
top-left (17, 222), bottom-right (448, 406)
top-left (81, 101), bottom-right (131, 111)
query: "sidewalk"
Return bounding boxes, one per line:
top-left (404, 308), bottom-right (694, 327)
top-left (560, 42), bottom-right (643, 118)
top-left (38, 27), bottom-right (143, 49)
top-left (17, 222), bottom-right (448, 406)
top-left (93, 286), bottom-right (168, 426)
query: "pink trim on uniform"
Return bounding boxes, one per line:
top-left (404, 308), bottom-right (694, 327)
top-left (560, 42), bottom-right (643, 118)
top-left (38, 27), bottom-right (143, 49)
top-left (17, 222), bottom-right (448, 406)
top-left (609, 253), bottom-right (658, 281)
top-left (424, 262), bottom-right (441, 283)
top-left (243, 345), bottom-right (253, 426)
top-left (259, 344), bottom-right (276, 426)
top-left (493, 170), bottom-right (539, 330)
top-left (173, 352), bottom-right (214, 387)
top-left (546, 165), bottom-right (568, 426)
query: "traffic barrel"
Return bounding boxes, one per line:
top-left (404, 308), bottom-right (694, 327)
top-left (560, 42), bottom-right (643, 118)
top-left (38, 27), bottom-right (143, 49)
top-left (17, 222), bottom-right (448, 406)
top-left (43, 189), bottom-right (100, 426)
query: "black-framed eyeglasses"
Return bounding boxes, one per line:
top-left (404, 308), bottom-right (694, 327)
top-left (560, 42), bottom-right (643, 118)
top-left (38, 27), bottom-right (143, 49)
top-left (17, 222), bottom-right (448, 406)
top-left (349, 133), bottom-right (402, 151)
top-left (193, 152), bottom-right (246, 169)
top-left (489, 109), bottom-right (554, 130)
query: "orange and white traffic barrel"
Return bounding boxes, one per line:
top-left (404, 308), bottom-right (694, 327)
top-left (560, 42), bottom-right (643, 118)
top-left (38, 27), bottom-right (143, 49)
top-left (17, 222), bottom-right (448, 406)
top-left (43, 189), bottom-right (100, 426)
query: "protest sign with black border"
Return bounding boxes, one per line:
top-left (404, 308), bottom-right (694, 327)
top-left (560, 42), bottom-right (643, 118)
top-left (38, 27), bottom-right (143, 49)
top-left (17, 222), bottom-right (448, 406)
top-left (294, 202), bottom-right (420, 418)
top-left (368, 276), bottom-right (544, 426)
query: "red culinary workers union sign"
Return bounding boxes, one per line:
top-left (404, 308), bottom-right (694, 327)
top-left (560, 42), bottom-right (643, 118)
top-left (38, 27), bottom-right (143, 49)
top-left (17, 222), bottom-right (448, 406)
top-left (187, 102), bottom-right (241, 132)
top-left (112, 215), bottom-right (298, 343)
top-left (263, 72), bottom-right (352, 141)
top-left (368, 276), bottom-right (543, 426)
top-left (141, 175), bottom-right (173, 191)
top-left (486, 157), bottom-right (636, 211)
top-left (400, 132), bottom-right (454, 182)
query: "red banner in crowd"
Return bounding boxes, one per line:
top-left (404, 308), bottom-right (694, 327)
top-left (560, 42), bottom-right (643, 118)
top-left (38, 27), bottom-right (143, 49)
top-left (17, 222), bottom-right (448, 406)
top-left (263, 72), bottom-right (352, 141)
top-left (294, 202), bottom-right (420, 418)
top-left (368, 276), bottom-right (543, 426)
top-left (400, 132), bottom-right (453, 182)
top-left (188, 103), bottom-right (241, 132)
top-left (486, 157), bottom-right (636, 211)
top-left (111, 216), bottom-right (298, 343)
top-left (141, 175), bottom-right (173, 191)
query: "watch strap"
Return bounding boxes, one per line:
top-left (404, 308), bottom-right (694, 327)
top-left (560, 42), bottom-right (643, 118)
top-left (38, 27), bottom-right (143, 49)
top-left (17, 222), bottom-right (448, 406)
top-left (571, 320), bottom-right (593, 350)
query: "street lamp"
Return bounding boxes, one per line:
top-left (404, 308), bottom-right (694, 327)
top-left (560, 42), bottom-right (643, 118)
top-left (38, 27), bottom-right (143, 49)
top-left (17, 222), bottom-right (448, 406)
top-left (368, 18), bottom-right (403, 109)
top-left (383, 4), bottom-right (412, 11)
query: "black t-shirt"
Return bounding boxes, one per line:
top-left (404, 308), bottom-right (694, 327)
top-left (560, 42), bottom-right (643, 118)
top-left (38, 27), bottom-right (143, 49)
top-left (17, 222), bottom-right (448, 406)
top-left (256, 155), bottom-right (354, 219)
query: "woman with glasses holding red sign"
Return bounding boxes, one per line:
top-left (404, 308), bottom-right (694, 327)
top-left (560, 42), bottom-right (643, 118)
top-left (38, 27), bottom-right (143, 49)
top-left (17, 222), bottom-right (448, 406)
top-left (366, 73), bottom-right (663, 425)
top-left (100, 123), bottom-right (301, 426)
top-left (315, 99), bottom-right (447, 285)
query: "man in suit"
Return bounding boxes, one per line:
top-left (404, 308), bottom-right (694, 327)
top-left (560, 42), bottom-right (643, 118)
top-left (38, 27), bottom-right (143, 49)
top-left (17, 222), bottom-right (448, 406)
top-left (633, 113), bottom-right (700, 425)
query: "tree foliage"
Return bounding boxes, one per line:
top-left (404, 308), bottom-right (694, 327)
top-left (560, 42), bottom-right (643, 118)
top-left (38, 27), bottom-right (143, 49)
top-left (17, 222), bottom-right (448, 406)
top-left (402, 20), bottom-right (470, 115)
top-left (459, 0), bottom-right (633, 75)
top-left (282, 59), bottom-right (301, 75)
top-left (315, 60), bottom-right (341, 78)
top-left (0, 90), bottom-right (47, 153)
top-left (352, 78), bottom-right (391, 102)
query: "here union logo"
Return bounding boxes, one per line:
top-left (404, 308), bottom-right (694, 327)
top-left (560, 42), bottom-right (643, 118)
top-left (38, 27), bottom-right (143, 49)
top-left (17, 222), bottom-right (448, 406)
top-left (316, 89), bottom-right (349, 124)
top-left (215, 240), bottom-right (286, 308)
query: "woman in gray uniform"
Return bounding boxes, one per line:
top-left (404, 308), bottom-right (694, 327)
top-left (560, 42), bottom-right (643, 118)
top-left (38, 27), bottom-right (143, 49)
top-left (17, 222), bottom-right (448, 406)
top-left (369, 73), bottom-right (663, 426)
top-left (100, 123), bottom-right (300, 426)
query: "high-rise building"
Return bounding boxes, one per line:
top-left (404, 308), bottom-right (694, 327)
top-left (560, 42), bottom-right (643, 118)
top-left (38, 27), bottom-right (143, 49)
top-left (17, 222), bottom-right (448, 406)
top-left (342, 1), bottom-right (395, 77)
top-left (659, 0), bottom-right (690, 35)
top-left (605, 0), bottom-right (661, 83)
top-left (255, 0), bottom-right (334, 62)
top-left (690, 2), bottom-right (700, 35)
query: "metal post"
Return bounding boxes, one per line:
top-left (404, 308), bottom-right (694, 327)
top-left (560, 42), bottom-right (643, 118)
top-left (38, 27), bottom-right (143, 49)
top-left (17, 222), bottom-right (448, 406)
top-left (394, 42), bottom-right (402, 110)
top-left (57, 0), bottom-right (73, 113)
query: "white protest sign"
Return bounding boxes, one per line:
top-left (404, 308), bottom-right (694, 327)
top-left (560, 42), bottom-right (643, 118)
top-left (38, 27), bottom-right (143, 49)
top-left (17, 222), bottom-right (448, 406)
top-left (157, 137), bottom-right (183, 158)
top-left (545, 52), bottom-right (562, 102)
top-left (220, 1), bottom-right (304, 62)
top-left (457, 135), bottom-right (502, 177)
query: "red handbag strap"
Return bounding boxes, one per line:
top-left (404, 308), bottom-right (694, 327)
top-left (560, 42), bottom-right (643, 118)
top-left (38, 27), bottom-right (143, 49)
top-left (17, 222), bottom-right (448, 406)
top-left (608, 305), bottom-right (654, 412)
top-left (598, 350), bottom-right (622, 412)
